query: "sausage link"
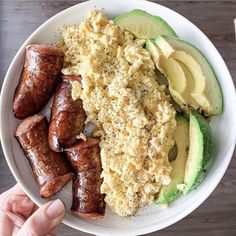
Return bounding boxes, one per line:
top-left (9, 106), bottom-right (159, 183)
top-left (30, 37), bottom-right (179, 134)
top-left (15, 115), bottom-right (73, 198)
top-left (48, 76), bottom-right (86, 152)
top-left (13, 45), bottom-right (64, 119)
top-left (65, 138), bottom-right (101, 172)
top-left (65, 138), bottom-right (105, 219)
top-left (72, 172), bottom-right (105, 219)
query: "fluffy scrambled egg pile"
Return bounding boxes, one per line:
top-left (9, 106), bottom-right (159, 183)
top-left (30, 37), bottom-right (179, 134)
top-left (60, 11), bottom-right (176, 217)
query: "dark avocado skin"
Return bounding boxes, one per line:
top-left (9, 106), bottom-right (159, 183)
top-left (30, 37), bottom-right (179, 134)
top-left (188, 111), bottom-right (213, 192)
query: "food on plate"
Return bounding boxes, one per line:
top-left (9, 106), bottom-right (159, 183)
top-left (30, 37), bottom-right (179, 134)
top-left (113, 9), bottom-right (177, 39)
top-left (146, 39), bottom-right (199, 112)
top-left (13, 44), bottom-right (64, 119)
top-left (72, 172), bottom-right (105, 219)
top-left (157, 115), bottom-right (189, 204)
top-left (12, 7), bottom-right (223, 218)
top-left (65, 138), bottom-right (102, 172)
top-left (152, 35), bottom-right (223, 115)
top-left (65, 138), bottom-right (105, 219)
top-left (48, 75), bottom-right (86, 152)
top-left (15, 115), bottom-right (74, 197)
top-left (60, 10), bottom-right (176, 217)
top-left (183, 111), bottom-right (213, 195)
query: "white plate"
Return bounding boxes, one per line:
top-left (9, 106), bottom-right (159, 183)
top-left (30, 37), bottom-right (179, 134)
top-left (0, 0), bottom-right (236, 235)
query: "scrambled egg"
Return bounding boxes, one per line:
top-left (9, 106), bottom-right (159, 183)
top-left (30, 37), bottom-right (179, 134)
top-left (60, 11), bottom-right (176, 217)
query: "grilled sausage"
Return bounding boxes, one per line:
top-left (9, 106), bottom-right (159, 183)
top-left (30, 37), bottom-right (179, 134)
top-left (48, 76), bottom-right (86, 152)
top-left (65, 138), bottom-right (105, 219)
top-left (15, 115), bottom-right (73, 198)
top-left (13, 45), bottom-right (64, 119)
top-left (72, 172), bottom-right (105, 219)
top-left (65, 138), bottom-right (101, 172)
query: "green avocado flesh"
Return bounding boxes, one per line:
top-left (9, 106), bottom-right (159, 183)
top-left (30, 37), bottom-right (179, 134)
top-left (183, 111), bottom-right (213, 195)
top-left (157, 115), bottom-right (189, 204)
top-left (114, 9), bottom-right (177, 39)
top-left (154, 35), bottom-right (223, 116)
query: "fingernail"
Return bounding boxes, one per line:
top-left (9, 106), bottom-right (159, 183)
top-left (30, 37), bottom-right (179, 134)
top-left (46, 199), bottom-right (65, 219)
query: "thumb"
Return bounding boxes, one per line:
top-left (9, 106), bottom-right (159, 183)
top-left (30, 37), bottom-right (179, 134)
top-left (17, 199), bottom-right (65, 236)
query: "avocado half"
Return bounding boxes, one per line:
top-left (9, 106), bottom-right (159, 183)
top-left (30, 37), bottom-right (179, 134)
top-left (157, 115), bottom-right (189, 204)
top-left (146, 39), bottom-right (199, 112)
top-left (183, 111), bottom-right (214, 195)
top-left (114, 9), bottom-right (177, 39)
top-left (154, 35), bottom-right (223, 116)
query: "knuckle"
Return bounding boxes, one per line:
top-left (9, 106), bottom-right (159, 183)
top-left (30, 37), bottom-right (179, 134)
top-left (2, 197), bottom-right (13, 211)
top-left (3, 195), bottom-right (21, 212)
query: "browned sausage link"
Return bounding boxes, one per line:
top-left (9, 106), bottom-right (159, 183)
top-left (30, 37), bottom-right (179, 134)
top-left (65, 138), bottom-right (101, 172)
top-left (48, 76), bottom-right (86, 152)
top-left (65, 138), bottom-right (105, 219)
top-left (15, 115), bottom-right (74, 198)
top-left (72, 172), bottom-right (105, 219)
top-left (13, 45), bottom-right (64, 119)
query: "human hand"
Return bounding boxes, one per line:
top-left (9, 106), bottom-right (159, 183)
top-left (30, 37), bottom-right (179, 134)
top-left (0, 184), bottom-right (66, 236)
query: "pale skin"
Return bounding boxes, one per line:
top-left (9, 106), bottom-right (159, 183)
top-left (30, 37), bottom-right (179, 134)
top-left (0, 184), bottom-right (66, 236)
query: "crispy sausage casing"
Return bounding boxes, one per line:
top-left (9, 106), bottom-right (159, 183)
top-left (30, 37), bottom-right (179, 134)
top-left (49, 76), bottom-right (86, 152)
top-left (13, 45), bottom-right (64, 119)
top-left (65, 138), bottom-right (105, 219)
top-left (72, 172), bottom-right (105, 219)
top-left (15, 115), bottom-right (73, 198)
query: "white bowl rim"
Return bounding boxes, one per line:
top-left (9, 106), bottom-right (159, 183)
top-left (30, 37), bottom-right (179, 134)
top-left (0, 0), bottom-right (236, 235)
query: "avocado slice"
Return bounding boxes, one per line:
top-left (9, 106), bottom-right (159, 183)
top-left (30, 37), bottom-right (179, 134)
top-left (160, 57), bottom-right (189, 106)
top-left (146, 39), bottom-right (199, 111)
top-left (146, 39), bottom-right (162, 68)
top-left (113, 9), bottom-right (177, 39)
top-left (183, 111), bottom-right (213, 195)
top-left (157, 115), bottom-right (189, 204)
top-left (155, 35), bottom-right (223, 115)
